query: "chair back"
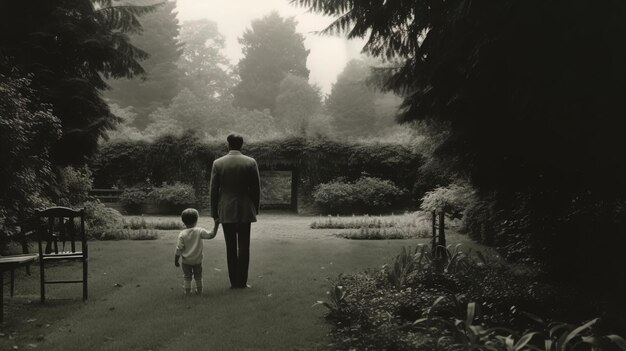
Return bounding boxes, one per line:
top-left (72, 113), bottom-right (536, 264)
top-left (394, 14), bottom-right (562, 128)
top-left (36, 207), bottom-right (86, 255)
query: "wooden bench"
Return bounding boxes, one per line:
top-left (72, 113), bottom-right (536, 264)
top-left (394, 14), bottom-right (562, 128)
top-left (0, 253), bottom-right (38, 323)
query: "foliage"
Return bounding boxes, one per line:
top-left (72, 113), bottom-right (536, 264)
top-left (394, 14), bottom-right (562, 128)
top-left (314, 244), bottom-right (625, 350)
top-left (56, 166), bottom-right (94, 207)
top-left (292, 0), bottom-right (626, 291)
top-left (83, 200), bottom-right (124, 235)
top-left (326, 59), bottom-right (379, 137)
top-left (0, 0), bottom-right (157, 165)
top-left (151, 88), bottom-right (223, 134)
top-left (119, 186), bottom-right (151, 214)
top-left (225, 108), bottom-right (282, 141)
top-left (311, 214), bottom-right (402, 229)
top-left (105, 0), bottom-right (182, 128)
top-left (335, 226), bottom-right (430, 240)
top-left (233, 11), bottom-right (310, 112)
top-left (83, 201), bottom-right (158, 240)
top-left (92, 228), bottom-right (158, 241)
top-left (123, 216), bottom-right (183, 230)
top-left (105, 103), bottom-right (150, 142)
top-left (178, 19), bottom-right (236, 99)
top-left (0, 72), bottom-right (60, 248)
top-left (313, 177), bottom-right (407, 214)
top-left (416, 297), bottom-right (626, 351)
top-left (260, 171), bottom-right (292, 205)
top-left (274, 74), bottom-right (322, 135)
top-left (142, 90), bottom-right (280, 141)
top-left (143, 106), bottom-right (185, 139)
top-left (91, 135), bottom-right (425, 207)
top-left (420, 181), bottom-right (476, 219)
top-left (459, 192), bottom-right (500, 246)
top-left (148, 182), bottom-right (196, 209)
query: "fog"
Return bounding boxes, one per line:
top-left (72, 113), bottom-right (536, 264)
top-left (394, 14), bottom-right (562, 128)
top-left (176, 0), bottom-right (366, 93)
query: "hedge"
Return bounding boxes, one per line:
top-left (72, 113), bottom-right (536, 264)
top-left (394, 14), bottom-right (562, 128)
top-left (90, 132), bottom-right (428, 209)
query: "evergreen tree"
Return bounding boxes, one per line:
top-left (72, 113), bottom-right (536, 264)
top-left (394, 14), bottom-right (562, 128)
top-left (326, 60), bottom-right (378, 136)
top-left (233, 12), bottom-right (310, 112)
top-left (274, 74), bottom-right (322, 134)
top-left (293, 0), bottom-right (626, 291)
top-left (106, 0), bottom-right (182, 129)
top-left (178, 19), bottom-right (236, 99)
top-left (0, 0), bottom-right (155, 165)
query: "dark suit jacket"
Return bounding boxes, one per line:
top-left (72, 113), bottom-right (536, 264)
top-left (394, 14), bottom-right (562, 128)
top-left (210, 150), bottom-right (260, 223)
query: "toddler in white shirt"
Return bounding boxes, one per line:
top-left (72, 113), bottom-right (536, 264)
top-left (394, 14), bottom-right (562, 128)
top-left (174, 208), bottom-right (218, 295)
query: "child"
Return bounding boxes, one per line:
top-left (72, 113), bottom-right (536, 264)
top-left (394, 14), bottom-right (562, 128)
top-left (174, 208), bottom-right (219, 295)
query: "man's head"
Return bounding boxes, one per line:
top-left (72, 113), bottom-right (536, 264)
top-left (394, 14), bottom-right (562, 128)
top-left (181, 208), bottom-right (199, 228)
top-left (227, 133), bottom-right (244, 151)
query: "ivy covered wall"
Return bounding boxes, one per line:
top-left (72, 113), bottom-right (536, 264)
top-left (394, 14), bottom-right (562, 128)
top-left (90, 133), bottom-right (428, 212)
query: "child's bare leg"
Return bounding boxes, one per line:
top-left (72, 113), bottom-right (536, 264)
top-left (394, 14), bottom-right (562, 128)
top-left (194, 264), bottom-right (203, 294)
top-left (182, 264), bottom-right (193, 295)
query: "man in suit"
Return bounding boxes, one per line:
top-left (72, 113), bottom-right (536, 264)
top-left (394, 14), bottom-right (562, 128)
top-left (210, 133), bottom-right (261, 289)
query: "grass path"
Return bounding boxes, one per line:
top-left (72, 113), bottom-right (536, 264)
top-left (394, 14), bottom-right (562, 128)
top-left (1, 213), bottom-right (479, 350)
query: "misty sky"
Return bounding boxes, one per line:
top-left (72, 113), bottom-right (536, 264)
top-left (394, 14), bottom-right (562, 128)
top-left (175, 0), bottom-right (367, 94)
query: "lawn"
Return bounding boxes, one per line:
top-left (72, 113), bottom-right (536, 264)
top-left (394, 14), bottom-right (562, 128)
top-left (0, 212), bottom-right (480, 350)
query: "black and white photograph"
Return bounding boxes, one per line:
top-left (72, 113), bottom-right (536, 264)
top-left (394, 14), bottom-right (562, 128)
top-left (1, 0), bottom-right (626, 350)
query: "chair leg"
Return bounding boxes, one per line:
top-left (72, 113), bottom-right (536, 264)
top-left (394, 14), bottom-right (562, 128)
top-left (83, 258), bottom-right (88, 301)
top-left (10, 269), bottom-right (14, 298)
top-left (1, 272), bottom-right (4, 324)
top-left (39, 259), bottom-right (45, 304)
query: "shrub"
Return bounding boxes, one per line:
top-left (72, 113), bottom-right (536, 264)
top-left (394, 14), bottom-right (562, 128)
top-left (420, 181), bottom-right (476, 219)
top-left (123, 216), bottom-right (147, 230)
top-left (313, 177), bottom-right (406, 214)
top-left (57, 166), bottom-right (94, 207)
top-left (119, 186), bottom-right (151, 214)
top-left (123, 217), bottom-right (183, 230)
top-left (336, 226), bottom-right (430, 240)
top-left (313, 245), bottom-right (572, 350)
top-left (148, 182), bottom-right (196, 212)
top-left (311, 214), bottom-right (401, 229)
top-left (83, 200), bottom-right (123, 234)
top-left (150, 220), bottom-right (183, 230)
top-left (92, 228), bottom-right (158, 240)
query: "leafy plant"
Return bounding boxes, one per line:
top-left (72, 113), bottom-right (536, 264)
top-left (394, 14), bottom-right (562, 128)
top-left (93, 228), bottom-right (158, 241)
top-left (147, 182), bottom-right (196, 213)
top-left (336, 226), bottom-right (429, 240)
top-left (56, 166), bottom-right (94, 206)
top-left (123, 216), bottom-right (148, 230)
top-left (119, 186), bottom-right (151, 214)
top-left (420, 181), bottom-right (476, 220)
top-left (313, 278), bottom-right (348, 321)
top-left (83, 200), bottom-right (123, 235)
top-left (416, 296), bottom-right (626, 351)
top-left (313, 176), bottom-right (406, 214)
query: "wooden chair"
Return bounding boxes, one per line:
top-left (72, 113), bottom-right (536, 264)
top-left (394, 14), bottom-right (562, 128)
top-left (0, 221), bottom-right (38, 323)
top-left (36, 207), bottom-right (88, 303)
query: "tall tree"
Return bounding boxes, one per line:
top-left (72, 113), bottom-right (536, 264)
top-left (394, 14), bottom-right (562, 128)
top-left (326, 59), bottom-right (378, 136)
top-left (106, 0), bottom-right (182, 129)
top-left (178, 19), bottom-right (236, 99)
top-left (274, 74), bottom-right (322, 134)
top-left (0, 70), bottom-right (61, 243)
top-left (293, 0), bottom-right (626, 289)
top-left (233, 12), bottom-right (310, 112)
top-left (0, 0), bottom-right (155, 165)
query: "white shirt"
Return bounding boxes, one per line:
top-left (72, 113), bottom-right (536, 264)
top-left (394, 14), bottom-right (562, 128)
top-left (175, 227), bottom-right (215, 265)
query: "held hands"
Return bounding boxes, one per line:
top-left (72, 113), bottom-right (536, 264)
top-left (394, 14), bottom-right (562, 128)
top-left (211, 218), bottom-right (220, 238)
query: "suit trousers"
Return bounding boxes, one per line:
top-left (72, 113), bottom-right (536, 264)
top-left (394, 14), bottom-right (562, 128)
top-left (222, 222), bottom-right (251, 288)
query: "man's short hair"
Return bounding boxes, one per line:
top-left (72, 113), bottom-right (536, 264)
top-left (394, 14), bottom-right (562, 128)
top-left (181, 208), bottom-right (199, 227)
top-left (227, 133), bottom-right (244, 150)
